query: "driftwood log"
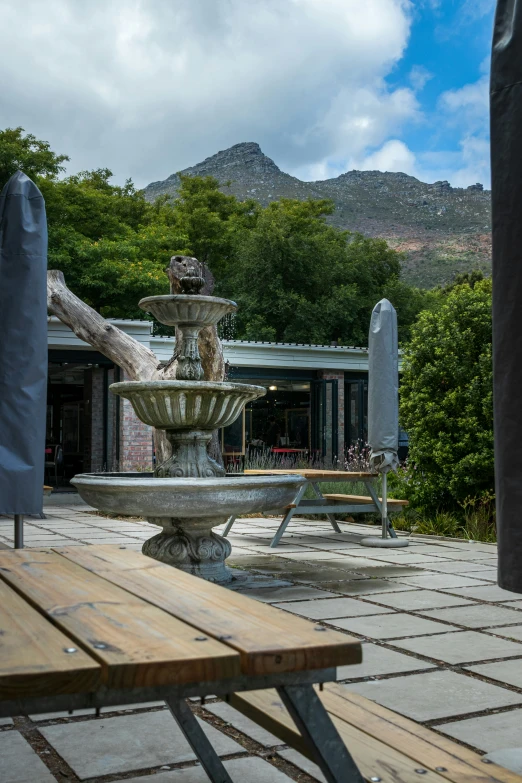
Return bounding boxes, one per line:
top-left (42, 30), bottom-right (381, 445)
top-left (46, 256), bottom-right (226, 466)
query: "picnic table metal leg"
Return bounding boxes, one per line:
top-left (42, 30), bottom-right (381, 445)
top-left (166, 697), bottom-right (233, 783)
top-left (365, 481), bottom-right (397, 538)
top-left (270, 507), bottom-right (296, 548)
top-left (222, 516), bottom-right (236, 537)
top-left (277, 684), bottom-right (364, 783)
top-left (14, 515), bottom-right (24, 549)
top-left (270, 482), bottom-right (307, 547)
top-left (311, 483), bottom-right (341, 533)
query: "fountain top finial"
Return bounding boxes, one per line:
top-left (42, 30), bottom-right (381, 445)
top-left (180, 265), bottom-right (205, 295)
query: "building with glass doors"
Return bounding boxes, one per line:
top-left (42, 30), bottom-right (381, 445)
top-left (46, 317), bottom-right (373, 485)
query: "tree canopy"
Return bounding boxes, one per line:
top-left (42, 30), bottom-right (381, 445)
top-left (1, 127), bottom-right (434, 342)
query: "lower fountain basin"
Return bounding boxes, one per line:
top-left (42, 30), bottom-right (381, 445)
top-left (71, 472), bottom-right (305, 518)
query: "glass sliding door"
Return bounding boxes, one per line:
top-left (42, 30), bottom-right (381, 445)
top-left (311, 379), bottom-right (339, 464)
top-left (345, 380), bottom-right (368, 447)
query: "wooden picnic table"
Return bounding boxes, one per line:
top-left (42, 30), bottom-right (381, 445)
top-left (223, 469), bottom-right (403, 546)
top-left (0, 545), bottom-right (362, 783)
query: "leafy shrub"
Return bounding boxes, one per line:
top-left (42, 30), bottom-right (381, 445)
top-left (399, 278), bottom-right (493, 512)
top-left (459, 492), bottom-right (496, 542)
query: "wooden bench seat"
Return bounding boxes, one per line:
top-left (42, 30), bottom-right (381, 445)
top-left (228, 685), bottom-right (521, 783)
top-left (323, 493), bottom-right (408, 509)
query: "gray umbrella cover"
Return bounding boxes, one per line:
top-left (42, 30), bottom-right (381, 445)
top-left (491, 0), bottom-right (522, 593)
top-left (0, 171), bottom-right (48, 514)
top-left (368, 298), bottom-right (399, 474)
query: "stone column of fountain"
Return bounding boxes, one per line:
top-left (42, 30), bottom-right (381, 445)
top-left (72, 264), bottom-right (304, 583)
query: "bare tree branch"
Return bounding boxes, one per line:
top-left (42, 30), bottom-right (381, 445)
top-left (47, 270), bottom-right (159, 382)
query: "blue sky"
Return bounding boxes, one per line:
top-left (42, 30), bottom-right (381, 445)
top-left (383, 0), bottom-right (493, 187)
top-left (0, 0), bottom-right (494, 189)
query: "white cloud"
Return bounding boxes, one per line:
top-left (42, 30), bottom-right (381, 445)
top-left (409, 65), bottom-right (433, 91)
top-left (438, 76), bottom-right (489, 129)
top-left (353, 139), bottom-right (417, 173)
top-left (0, 0), bottom-right (415, 186)
top-left (434, 75), bottom-right (490, 187)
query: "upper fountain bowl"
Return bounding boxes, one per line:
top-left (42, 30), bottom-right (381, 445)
top-left (110, 380), bottom-right (265, 430)
top-left (139, 294), bottom-right (237, 327)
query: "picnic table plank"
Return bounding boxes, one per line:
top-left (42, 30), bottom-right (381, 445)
top-left (323, 494), bottom-right (408, 506)
top-left (320, 686), bottom-right (522, 783)
top-left (0, 550), bottom-right (240, 690)
top-left (53, 545), bottom-right (362, 676)
top-left (0, 578), bottom-right (102, 701)
top-left (245, 469), bottom-right (377, 480)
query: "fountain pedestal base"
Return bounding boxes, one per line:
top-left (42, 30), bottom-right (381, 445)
top-left (143, 516), bottom-right (233, 583)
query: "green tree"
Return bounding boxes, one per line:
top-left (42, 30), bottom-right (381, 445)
top-left (170, 174), bottom-right (259, 282)
top-left (228, 198), bottom-right (413, 345)
top-left (399, 278), bottom-right (493, 510)
top-left (0, 126), bottom-right (68, 187)
top-left (45, 170), bottom-right (188, 316)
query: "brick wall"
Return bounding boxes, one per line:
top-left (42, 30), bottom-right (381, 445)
top-left (119, 372), bottom-right (154, 471)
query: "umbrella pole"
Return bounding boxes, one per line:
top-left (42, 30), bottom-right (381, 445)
top-left (381, 473), bottom-right (388, 539)
top-left (14, 515), bottom-right (24, 549)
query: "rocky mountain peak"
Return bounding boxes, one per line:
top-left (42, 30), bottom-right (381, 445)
top-left (181, 141), bottom-right (282, 178)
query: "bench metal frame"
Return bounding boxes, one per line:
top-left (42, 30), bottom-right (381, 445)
top-left (223, 477), bottom-right (398, 547)
top-left (0, 667), bottom-right (363, 783)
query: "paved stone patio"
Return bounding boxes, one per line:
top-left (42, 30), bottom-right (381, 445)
top-left (1, 503), bottom-right (521, 783)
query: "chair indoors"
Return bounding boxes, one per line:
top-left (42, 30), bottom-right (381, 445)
top-left (45, 444), bottom-right (63, 487)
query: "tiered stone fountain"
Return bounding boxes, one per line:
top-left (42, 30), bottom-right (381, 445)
top-left (72, 265), bottom-right (304, 583)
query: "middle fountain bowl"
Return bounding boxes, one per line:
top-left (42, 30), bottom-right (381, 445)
top-left (110, 380), bottom-right (264, 431)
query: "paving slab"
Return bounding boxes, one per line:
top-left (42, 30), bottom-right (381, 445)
top-left (343, 669), bottom-right (522, 721)
top-left (484, 749), bottom-right (522, 775)
top-left (486, 625), bottom-right (522, 642)
top-left (239, 585), bottom-right (338, 602)
top-left (0, 731), bottom-right (55, 783)
top-left (419, 604), bottom-right (522, 629)
top-left (328, 612), bottom-right (456, 639)
top-left (336, 642), bottom-right (436, 679)
top-left (30, 701), bottom-right (165, 721)
top-left (204, 701), bottom-right (281, 747)
top-left (457, 569), bottom-right (498, 582)
top-left (116, 756), bottom-right (295, 782)
top-left (362, 590), bottom-right (474, 611)
top-left (425, 561), bottom-right (499, 574)
top-left (278, 749), bottom-right (326, 782)
top-left (393, 629), bottom-right (522, 664)
top-left (342, 565), bottom-right (427, 578)
top-left (274, 596), bottom-right (393, 620)
top-left (40, 709), bottom-right (243, 779)
top-left (278, 550), bottom-right (364, 561)
top-left (280, 567), bottom-right (370, 583)
top-left (318, 579), bottom-right (416, 595)
top-left (444, 584), bottom-right (522, 602)
top-left (386, 574), bottom-right (491, 590)
top-left (227, 571), bottom-right (292, 591)
top-left (0, 717), bottom-right (13, 726)
top-left (466, 659), bottom-right (522, 688)
top-left (438, 709), bottom-right (522, 753)
top-left (415, 550), bottom-right (496, 561)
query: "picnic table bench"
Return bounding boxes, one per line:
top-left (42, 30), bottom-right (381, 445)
top-left (229, 686), bottom-right (522, 783)
top-left (223, 469), bottom-right (408, 547)
top-left (0, 544), bottom-right (362, 783)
